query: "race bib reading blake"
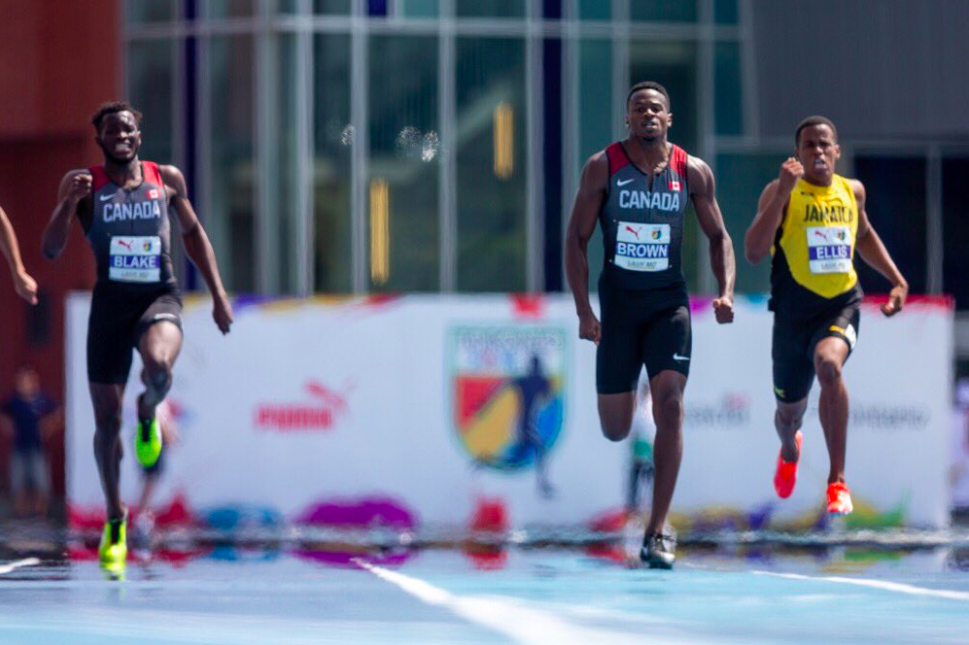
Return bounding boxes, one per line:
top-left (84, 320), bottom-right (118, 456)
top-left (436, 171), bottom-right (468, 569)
top-left (109, 236), bottom-right (162, 283)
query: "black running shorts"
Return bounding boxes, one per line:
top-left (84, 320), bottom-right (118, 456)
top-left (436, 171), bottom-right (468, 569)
top-left (87, 285), bottom-right (183, 384)
top-left (596, 282), bottom-right (692, 394)
top-left (772, 301), bottom-right (860, 403)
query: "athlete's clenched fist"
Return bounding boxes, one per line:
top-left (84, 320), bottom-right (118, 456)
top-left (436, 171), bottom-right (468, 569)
top-left (776, 157), bottom-right (804, 196)
top-left (68, 173), bottom-right (93, 203)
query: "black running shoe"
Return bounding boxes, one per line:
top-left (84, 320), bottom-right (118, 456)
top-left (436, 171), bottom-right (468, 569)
top-left (640, 533), bottom-right (675, 569)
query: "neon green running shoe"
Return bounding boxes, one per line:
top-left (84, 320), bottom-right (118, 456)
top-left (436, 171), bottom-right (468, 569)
top-left (99, 513), bottom-right (128, 566)
top-left (135, 417), bottom-right (163, 467)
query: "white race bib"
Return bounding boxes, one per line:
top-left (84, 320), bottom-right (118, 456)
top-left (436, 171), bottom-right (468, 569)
top-left (807, 226), bottom-right (852, 274)
top-left (614, 222), bottom-right (670, 272)
top-left (109, 236), bottom-right (161, 283)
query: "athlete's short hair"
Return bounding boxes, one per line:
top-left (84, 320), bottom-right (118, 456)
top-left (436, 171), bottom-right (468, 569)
top-left (626, 81), bottom-right (671, 110)
top-left (795, 115), bottom-right (838, 145)
top-left (91, 101), bottom-right (143, 133)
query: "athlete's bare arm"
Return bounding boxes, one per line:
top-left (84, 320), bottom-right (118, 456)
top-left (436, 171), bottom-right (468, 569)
top-left (851, 179), bottom-right (908, 317)
top-left (688, 156), bottom-right (736, 324)
top-left (43, 170), bottom-right (93, 261)
top-left (159, 164), bottom-right (233, 334)
top-left (745, 157), bottom-right (803, 264)
top-left (565, 152), bottom-right (609, 345)
top-left (0, 205), bottom-right (38, 304)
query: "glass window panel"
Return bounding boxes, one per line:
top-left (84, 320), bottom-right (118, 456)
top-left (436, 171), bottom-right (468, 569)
top-left (368, 36), bottom-right (440, 291)
top-left (208, 36), bottom-right (256, 294)
top-left (628, 40), bottom-right (699, 290)
top-left (577, 39), bottom-right (613, 291)
top-left (714, 41), bottom-right (743, 136)
top-left (276, 35), bottom-right (299, 294)
top-left (715, 0), bottom-right (739, 24)
top-left (631, 0), bottom-right (697, 23)
top-left (315, 0), bottom-right (352, 14)
top-left (854, 156), bottom-right (927, 294)
top-left (578, 0), bottom-right (609, 20)
top-left (125, 0), bottom-right (177, 24)
top-left (127, 41), bottom-right (175, 164)
top-left (943, 158), bottom-right (969, 309)
top-left (456, 0), bottom-right (525, 18)
top-left (397, 0), bottom-right (438, 17)
top-left (313, 34), bottom-right (353, 292)
top-left (455, 37), bottom-right (527, 291)
top-left (715, 153), bottom-right (787, 294)
top-left (204, 0), bottom-right (255, 18)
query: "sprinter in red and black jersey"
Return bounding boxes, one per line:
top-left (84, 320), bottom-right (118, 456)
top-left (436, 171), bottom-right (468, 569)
top-left (566, 82), bottom-right (736, 569)
top-left (42, 102), bottom-right (232, 568)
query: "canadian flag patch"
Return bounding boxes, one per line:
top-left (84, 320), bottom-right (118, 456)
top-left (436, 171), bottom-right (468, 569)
top-left (669, 180), bottom-right (681, 191)
top-left (148, 189), bottom-right (160, 199)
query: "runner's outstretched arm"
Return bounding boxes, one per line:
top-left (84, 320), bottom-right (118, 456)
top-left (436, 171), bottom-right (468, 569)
top-left (0, 205), bottom-right (38, 304)
top-left (43, 171), bottom-right (91, 261)
top-left (745, 158), bottom-right (804, 264)
top-left (688, 157), bottom-right (735, 323)
top-left (565, 153), bottom-right (609, 345)
top-left (160, 165), bottom-right (234, 334)
top-left (850, 180), bottom-right (908, 317)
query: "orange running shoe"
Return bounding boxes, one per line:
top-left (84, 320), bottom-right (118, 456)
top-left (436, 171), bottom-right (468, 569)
top-left (773, 431), bottom-right (802, 499)
top-left (826, 482), bottom-right (854, 516)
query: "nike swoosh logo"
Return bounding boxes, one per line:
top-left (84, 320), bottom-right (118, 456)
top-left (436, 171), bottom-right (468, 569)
top-left (100, 194), bottom-right (115, 202)
top-left (617, 178), bottom-right (635, 187)
top-left (673, 353), bottom-right (690, 362)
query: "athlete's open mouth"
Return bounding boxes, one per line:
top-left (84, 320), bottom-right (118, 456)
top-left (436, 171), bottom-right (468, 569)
top-left (813, 158), bottom-right (828, 170)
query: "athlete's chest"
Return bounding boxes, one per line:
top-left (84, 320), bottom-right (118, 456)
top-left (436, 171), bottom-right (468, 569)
top-left (94, 184), bottom-right (166, 226)
top-left (608, 168), bottom-right (685, 217)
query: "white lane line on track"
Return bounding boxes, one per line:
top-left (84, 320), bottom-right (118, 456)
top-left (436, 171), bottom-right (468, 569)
top-left (355, 559), bottom-right (693, 645)
top-left (0, 558), bottom-right (40, 576)
top-left (752, 570), bottom-right (969, 602)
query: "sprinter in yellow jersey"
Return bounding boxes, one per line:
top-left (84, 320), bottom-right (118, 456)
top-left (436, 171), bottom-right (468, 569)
top-left (744, 116), bottom-right (908, 516)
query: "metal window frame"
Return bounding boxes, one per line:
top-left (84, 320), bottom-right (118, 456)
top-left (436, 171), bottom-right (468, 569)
top-left (123, 0), bottom-right (748, 297)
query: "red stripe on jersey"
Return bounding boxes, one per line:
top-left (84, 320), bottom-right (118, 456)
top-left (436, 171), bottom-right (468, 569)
top-left (142, 161), bottom-right (165, 188)
top-left (89, 166), bottom-right (110, 192)
top-left (605, 142), bottom-right (630, 176)
top-left (670, 145), bottom-right (688, 183)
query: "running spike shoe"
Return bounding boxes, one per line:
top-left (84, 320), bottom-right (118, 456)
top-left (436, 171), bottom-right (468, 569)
top-left (135, 417), bottom-right (163, 468)
top-left (640, 533), bottom-right (676, 569)
top-left (99, 512), bottom-right (128, 566)
top-left (773, 431), bottom-right (803, 499)
top-left (826, 482), bottom-right (854, 516)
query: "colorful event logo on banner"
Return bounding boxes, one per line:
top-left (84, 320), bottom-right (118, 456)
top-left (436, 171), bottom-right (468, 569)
top-left (448, 325), bottom-right (567, 471)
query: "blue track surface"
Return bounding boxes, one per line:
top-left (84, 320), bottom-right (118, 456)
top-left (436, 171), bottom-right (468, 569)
top-left (2, 542), bottom-right (969, 644)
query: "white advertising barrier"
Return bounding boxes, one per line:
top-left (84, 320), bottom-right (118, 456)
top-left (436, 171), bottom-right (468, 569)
top-left (66, 293), bottom-right (953, 530)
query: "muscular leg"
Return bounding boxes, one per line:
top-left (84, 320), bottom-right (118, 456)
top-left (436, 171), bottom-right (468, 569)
top-left (90, 382), bottom-right (126, 520)
top-left (597, 391), bottom-right (637, 442)
top-left (136, 322), bottom-right (182, 420)
top-left (645, 370), bottom-right (686, 536)
top-left (776, 398), bottom-right (808, 462)
top-left (814, 337), bottom-right (850, 484)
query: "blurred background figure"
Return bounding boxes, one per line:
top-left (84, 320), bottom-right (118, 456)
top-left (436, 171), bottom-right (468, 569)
top-left (951, 378), bottom-right (969, 521)
top-left (1, 367), bottom-right (59, 518)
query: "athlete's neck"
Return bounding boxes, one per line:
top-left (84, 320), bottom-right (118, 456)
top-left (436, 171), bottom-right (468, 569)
top-left (103, 158), bottom-right (142, 189)
top-left (801, 174), bottom-right (834, 188)
top-left (626, 136), bottom-right (671, 173)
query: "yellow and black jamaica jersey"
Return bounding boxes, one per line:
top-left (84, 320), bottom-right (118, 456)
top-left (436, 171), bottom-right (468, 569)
top-left (769, 174), bottom-right (862, 319)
